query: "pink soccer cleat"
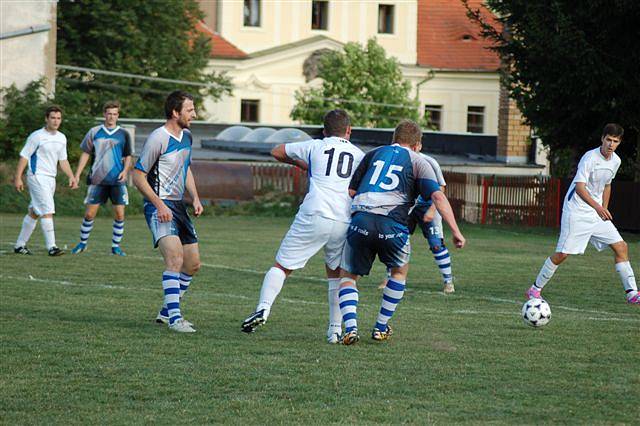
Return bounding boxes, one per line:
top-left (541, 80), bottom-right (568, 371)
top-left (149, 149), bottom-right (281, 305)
top-left (627, 293), bottom-right (640, 305)
top-left (525, 286), bottom-right (541, 300)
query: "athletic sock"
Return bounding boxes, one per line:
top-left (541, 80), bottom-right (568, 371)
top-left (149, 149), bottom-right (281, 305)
top-left (112, 220), bottom-right (124, 247)
top-left (534, 257), bottom-right (558, 290)
top-left (615, 261), bottom-right (638, 299)
top-left (327, 278), bottom-right (342, 333)
top-left (162, 271), bottom-right (181, 325)
top-left (338, 278), bottom-right (358, 333)
top-left (40, 217), bottom-right (56, 249)
top-left (79, 218), bottom-right (94, 245)
top-left (179, 272), bottom-right (192, 299)
top-left (15, 215), bottom-right (38, 248)
top-left (256, 267), bottom-right (286, 319)
top-left (432, 245), bottom-right (453, 283)
top-left (375, 279), bottom-right (406, 332)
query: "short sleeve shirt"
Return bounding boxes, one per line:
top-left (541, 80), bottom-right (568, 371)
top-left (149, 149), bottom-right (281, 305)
top-left (81, 125), bottom-right (132, 185)
top-left (19, 128), bottom-right (68, 177)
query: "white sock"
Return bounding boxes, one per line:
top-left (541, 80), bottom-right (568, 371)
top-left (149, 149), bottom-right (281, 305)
top-left (534, 257), bottom-right (558, 290)
top-left (256, 267), bottom-right (287, 318)
top-left (615, 261), bottom-right (638, 299)
top-left (327, 278), bottom-right (341, 333)
top-left (16, 215), bottom-right (38, 248)
top-left (40, 217), bottom-right (56, 249)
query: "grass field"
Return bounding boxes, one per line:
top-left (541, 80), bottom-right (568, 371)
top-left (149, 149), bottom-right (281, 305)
top-left (1, 214), bottom-right (638, 424)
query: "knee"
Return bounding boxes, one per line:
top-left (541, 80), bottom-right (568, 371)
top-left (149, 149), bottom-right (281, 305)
top-left (189, 261), bottom-right (201, 275)
top-left (613, 241), bottom-right (628, 256)
top-left (85, 211), bottom-right (96, 221)
top-left (114, 211), bottom-right (125, 221)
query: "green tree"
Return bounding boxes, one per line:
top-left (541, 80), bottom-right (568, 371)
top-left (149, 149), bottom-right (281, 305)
top-left (291, 38), bottom-right (420, 128)
top-left (465, 0), bottom-right (640, 180)
top-left (57, 0), bottom-right (232, 118)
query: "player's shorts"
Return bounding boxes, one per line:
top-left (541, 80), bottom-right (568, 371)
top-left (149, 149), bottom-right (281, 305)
top-left (143, 199), bottom-right (198, 248)
top-left (409, 203), bottom-right (444, 249)
top-left (341, 212), bottom-right (411, 276)
top-left (275, 213), bottom-right (349, 270)
top-left (27, 174), bottom-right (56, 216)
top-left (84, 184), bottom-right (129, 205)
top-left (555, 210), bottom-right (623, 254)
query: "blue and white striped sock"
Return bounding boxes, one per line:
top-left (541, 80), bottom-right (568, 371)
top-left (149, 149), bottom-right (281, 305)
top-left (339, 280), bottom-right (358, 333)
top-left (432, 245), bottom-right (453, 284)
top-left (80, 218), bottom-right (94, 245)
top-left (112, 220), bottom-right (124, 247)
top-left (179, 272), bottom-right (192, 299)
top-left (375, 279), bottom-right (406, 332)
top-left (162, 271), bottom-right (181, 325)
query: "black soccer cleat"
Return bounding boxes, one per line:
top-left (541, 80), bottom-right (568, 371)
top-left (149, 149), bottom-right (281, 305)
top-left (241, 309), bottom-right (266, 333)
top-left (47, 246), bottom-right (65, 257)
top-left (14, 246), bottom-right (32, 255)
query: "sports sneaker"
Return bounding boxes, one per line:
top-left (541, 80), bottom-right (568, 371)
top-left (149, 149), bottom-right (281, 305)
top-left (241, 309), bottom-right (266, 333)
top-left (341, 329), bottom-right (360, 345)
top-left (48, 246), bottom-right (65, 256)
top-left (525, 286), bottom-right (541, 300)
top-left (443, 281), bottom-right (455, 294)
top-left (371, 324), bottom-right (393, 342)
top-left (71, 242), bottom-right (86, 254)
top-left (111, 246), bottom-right (126, 256)
top-left (155, 312), bottom-right (193, 327)
top-left (168, 318), bottom-right (196, 333)
top-left (627, 293), bottom-right (640, 305)
top-left (327, 329), bottom-right (342, 344)
top-left (14, 246), bottom-right (32, 255)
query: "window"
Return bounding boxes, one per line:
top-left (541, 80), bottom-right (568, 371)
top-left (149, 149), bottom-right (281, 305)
top-left (425, 105), bottom-right (442, 131)
top-left (241, 99), bottom-right (260, 122)
top-left (467, 106), bottom-right (485, 133)
top-left (378, 4), bottom-right (394, 34)
top-left (243, 0), bottom-right (260, 27)
top-left (311, 1), bottom-right (329, 30)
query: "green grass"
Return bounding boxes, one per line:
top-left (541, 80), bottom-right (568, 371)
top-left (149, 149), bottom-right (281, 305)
top-left (0, 214), bottom-right (638, 424)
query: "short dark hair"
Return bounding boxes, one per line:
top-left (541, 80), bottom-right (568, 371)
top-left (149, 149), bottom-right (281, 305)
top-left (323, 109), bottom-right (350, 137)
top-left (44, 105), bottom-right (62, 118)
top-left (164, 90), bottom-right (194, 119)
top-left (103, 100), bottom-right (121, 112)
top-left (392, 119), bottom-right (422, 146)
top-left (602, 123), bottom-right (624, 139)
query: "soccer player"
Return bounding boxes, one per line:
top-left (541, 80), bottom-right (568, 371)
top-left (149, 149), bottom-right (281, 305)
top-left (71, 101), bottom-right (132, 256)
top-left (132, 90), bottom-right (203, 333)
top-left (339, 120), bottom-right (466, 345)
top-left (13, 105), bottom-right (78, 256)
top-left (241, 109), bottom-right (364, 343)
top-left (525, 123), bottom-right (638, 305)
top-left (379, 153), bottom-right (455, 294)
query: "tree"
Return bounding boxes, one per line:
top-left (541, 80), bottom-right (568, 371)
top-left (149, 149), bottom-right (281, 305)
top-left (57, 0), bottom-right (232, 118)
top-left (465, 0), bottom-right (640, 180)
top-left (291, 38), bottom-right (420, 128)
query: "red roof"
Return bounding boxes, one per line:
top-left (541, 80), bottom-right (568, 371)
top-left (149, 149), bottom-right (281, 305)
top-left (417, 0), bottom-right (500, 71)
top-left (196, 21), bottom-right (247, 59)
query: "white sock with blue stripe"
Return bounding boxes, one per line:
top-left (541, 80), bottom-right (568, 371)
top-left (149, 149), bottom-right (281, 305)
top-left (162, 271), bottom-right (181, 325)
top-left (432, 245), bottom-right (453, 283)
top-left (79, 218), bottom-right (94, 245)
top-left (375, 279), bottom-right (406, 332)
top-left (179, 272), bottom-right (192, 299)
top-left (112, 220), bottom-right (124, 247)
top-left (338, 279), bottom-right (358, 333)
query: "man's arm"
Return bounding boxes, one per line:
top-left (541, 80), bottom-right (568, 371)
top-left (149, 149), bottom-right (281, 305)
top-left (575, 182), bottom-right (612, 220)
top-left (271, 144), bottom-right (308, 170)
top-left (602, 184), bottom-right (612, 210)
top-left (117, 155), bottom-right (132, 182)
top-left (74, 152), bottom-right (91, 182)
top-left (13, 157), bottom-right (28, 192)
top-left (423, 185), bottom-right (444, 222)
top-left (59, 160), bottom-right (78, 189)
top-left (185, 166), bottom-right (203, 217)
top-left (431, 191), bottom-right (465, 248)
top-left (132, 169), bottom-right (172, 223)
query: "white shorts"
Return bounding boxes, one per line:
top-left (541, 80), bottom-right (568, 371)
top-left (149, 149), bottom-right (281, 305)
top-left (27, 174), bottom-right (56, 216)
top-left (555, 210), bottom-right (623, 254)
top-left (275, 213), bottom-right (350, 270)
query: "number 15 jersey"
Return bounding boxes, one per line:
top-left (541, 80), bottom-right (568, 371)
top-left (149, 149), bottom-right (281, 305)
top-left (285, 137), bottom-right (364, 223)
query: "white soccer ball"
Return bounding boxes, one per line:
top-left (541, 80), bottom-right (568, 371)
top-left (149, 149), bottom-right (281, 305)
top-left (522, 298), bottom-right (551, 327)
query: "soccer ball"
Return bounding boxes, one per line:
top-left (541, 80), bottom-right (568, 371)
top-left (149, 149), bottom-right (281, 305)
top-left (521, 298), bottom-right (551, 327)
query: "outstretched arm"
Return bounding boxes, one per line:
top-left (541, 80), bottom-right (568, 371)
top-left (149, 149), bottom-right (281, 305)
top-left (271, 144), bottom-right (308, 170)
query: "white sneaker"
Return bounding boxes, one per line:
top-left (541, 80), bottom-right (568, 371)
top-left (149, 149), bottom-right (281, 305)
top-left (156, 312), bottom-right (193, 327)
top-left (169, 318), bottom-right (196, 333)
top-left (443, 282), bottom-right (455, 294)
top-left (327, 328), bottom-right (342, 344)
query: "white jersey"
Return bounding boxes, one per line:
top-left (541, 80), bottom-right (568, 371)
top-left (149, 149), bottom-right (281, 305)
top-left (19, 128), bottom-right (68, 177)
top-left (421, 153), bottom-right (446, 187)
top-left (285, 136), bottom-right (364, 223)
top-left (564, 147), bottom-right (621, 218)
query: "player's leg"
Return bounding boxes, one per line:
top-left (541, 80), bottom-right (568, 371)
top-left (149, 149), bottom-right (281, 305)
top-left (174, 242), bottom-right (201, 325)
top-left (110, 185), bottom-right (128, 256)
top-left (72, 204), bottom-right (99, 254)
top-left (33, 176), bottom-right (62, 256)
top-left (527, 252), bottom-right (568, 299)
top-left (15, 207), bottom-right (39, 254)
top-left (378, 211), bottom-right (418, 289)
top-left (424, 213), bottom-right (454, 294)
top-left (323, 219), bottom-right (350, 343)
top-left (158, 236), bottom-right (193, 332)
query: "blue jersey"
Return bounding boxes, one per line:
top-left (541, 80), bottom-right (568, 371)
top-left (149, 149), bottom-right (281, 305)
top-left (349, 144), bottom-right (441, 226)
top-left (81, 125), bottom-right (132, 185)
top-left (134, 126), bottom-right (192, 201)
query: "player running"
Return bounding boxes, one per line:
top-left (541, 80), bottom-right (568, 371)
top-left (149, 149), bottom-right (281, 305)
top-left (525, 123), bottom-right (638, 305)
top-left (339, 120), bottom-right (466, 345)
top-left (13, 105), bottom-right (78, 256)
top-left (71, 101), bottom-right (132, 256)
top-left (241, 109), bottom-right (365, 343)
top-left (133, 91), bottom-right (203, 333)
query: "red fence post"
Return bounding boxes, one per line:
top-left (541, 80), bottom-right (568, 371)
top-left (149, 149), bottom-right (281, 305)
top-left (481, 177), bottom-right (489, 225)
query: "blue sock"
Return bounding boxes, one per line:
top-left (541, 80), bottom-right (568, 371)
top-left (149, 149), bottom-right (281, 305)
top-left (112, 220), bottom-right (124, 247)
top-left (339, 282), bottom-right (358, 333)
top-left (179, 272), bottom-right (192, 299)
top-left (80, 218), bottom-right (94, 245)
top-left (162, 271), bottom-right (181, 324)
top-left (432, 245), bottom-right (452, 284)
top-left (375, 279), bottom-right (406, 331)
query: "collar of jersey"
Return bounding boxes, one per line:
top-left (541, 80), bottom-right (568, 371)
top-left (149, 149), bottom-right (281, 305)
top-left (325, 136), bottom-right (350, 144)
top-left (391, 143), bottom-right (412, 152)
top-left (101, 125), bottom-right (120, 135)
top-left (162, 126), bottom-right (184, 142)
top-left (595, 146), bottom-right (614, 162)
